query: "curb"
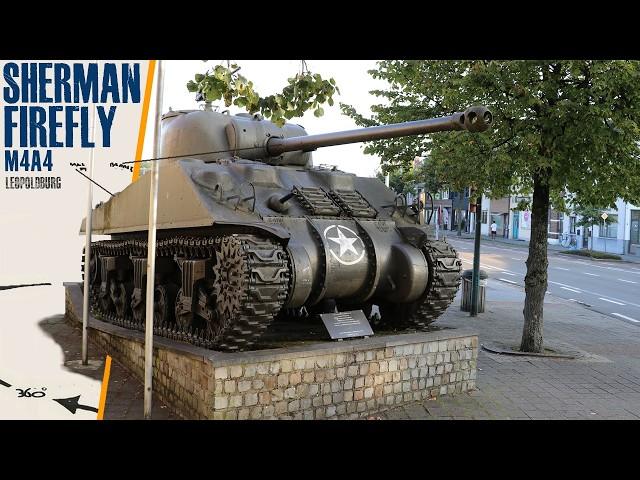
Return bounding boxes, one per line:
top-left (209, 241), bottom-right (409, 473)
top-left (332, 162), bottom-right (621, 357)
top-left (481, 342), bottom-right (576, 359)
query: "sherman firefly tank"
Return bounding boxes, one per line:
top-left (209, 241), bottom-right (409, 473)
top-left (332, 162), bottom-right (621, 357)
top-left (80, 105), bottom-right (492, 351)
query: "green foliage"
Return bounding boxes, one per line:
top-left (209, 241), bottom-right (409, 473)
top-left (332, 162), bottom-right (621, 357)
top-left (558, 250), bottom-right (621, 260)
top-left (376, 158), bottom-right (444, 195)
top-left (573, 203), bottom-right (613, 228)
top-left (187, 64), bottom-right (339, 127)
top-left (342, 60), bottom-right (640, 209)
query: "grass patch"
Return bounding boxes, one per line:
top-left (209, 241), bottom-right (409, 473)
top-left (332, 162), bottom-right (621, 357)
top-left (558, 250), bottom-right (621, 260)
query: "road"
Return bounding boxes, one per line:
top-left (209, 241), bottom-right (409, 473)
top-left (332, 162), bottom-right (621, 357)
top-left (446, 237), bottom-right (640, 327)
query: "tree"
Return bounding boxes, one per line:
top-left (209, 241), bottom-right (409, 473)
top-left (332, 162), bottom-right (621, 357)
top-left (186, 62), bottom-right (339, 127)
top-left (343, 60), bottom-right (640, 353)
top-left (376, 167), bottom-right (414, 194)
top-left (375, 157), bottom-right (444, 196)
top-left (573, 203), bottom-right (614, 250)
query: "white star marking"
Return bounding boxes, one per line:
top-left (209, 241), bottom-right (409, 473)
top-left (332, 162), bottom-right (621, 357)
top-left (327, 227), bottom-right (359, 258)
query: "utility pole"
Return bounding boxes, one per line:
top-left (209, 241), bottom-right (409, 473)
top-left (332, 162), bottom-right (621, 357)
top-left (144, 59), bottom-right (164, 419)
top-left (82, 90), bottom-right (98, 365)
top-left (470, 196), bottom-right (482, 316)
top-left (456, 190), bottom-right (464, 236)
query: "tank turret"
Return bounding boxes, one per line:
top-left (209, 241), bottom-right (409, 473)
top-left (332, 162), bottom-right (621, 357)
top-left (160, 106), bottom-right (492, 166)
top-left (81, 106), bottom-right (492, 351)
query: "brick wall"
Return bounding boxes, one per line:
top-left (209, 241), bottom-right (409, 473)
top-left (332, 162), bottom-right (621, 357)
top-left (208, 338), bottom-right (477, 420)
top-left (65, 283), bottom-right (477, 420)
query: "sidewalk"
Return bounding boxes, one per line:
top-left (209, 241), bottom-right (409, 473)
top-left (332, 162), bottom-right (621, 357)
top-left (40, 314), bottom-right (179, 419)
top-left (452, 232), bottom-right (640, 263)
top-left (383, 297), bottom-right (640, 420)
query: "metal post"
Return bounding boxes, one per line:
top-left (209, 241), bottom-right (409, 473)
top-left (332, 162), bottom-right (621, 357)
top-left (144, 60), bottom-right (164, 419)
top-left (81, 94), bottom-right (98, 366)
top-left (470, 197), bottom-right (482, 317)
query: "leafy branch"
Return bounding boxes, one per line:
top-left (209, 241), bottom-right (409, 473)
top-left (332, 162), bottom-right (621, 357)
top-left (186, 63), bottom-right (340, 127)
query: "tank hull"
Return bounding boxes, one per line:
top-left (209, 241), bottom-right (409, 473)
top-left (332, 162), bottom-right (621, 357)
top-left (82, 158), bottom-right (445, 307)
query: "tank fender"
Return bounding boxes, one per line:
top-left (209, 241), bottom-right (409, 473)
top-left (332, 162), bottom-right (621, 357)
top-left (397, 226), bottom-right (429, 248)
top-left (213, 221), bottom-right (291, 243)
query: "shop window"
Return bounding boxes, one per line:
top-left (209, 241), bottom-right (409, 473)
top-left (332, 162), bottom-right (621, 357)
top-left (600, 214), bottom-right (618, 238)
top-left (547, 210), bottom-right (563, 239)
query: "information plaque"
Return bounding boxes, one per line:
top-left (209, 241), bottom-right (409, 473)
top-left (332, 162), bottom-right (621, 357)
top-left (319, 310), bottom-right (374, 340)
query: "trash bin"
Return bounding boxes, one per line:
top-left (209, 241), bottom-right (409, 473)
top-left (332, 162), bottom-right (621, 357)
top-left (460, 269), bottom-right (488, 312)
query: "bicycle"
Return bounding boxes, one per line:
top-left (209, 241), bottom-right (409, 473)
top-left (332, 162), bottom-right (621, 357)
top-left (559, 232), bottom-right (578, 249)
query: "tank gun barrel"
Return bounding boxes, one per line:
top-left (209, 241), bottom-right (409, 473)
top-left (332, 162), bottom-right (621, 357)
top-left (266, 106), bottom-right (492, 157)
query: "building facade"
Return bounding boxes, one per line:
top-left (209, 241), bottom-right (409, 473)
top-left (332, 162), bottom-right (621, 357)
top-left (475, 195), bottom-right (640, 257)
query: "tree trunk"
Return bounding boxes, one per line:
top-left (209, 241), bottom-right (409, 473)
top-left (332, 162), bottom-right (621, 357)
top-left (520, 171), bottom-right (550, 353)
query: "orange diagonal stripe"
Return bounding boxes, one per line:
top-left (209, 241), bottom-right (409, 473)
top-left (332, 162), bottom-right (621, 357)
top-left (97, 355), bottom-right (112, 420)
top-left (131, 59), bottom-right (156, 183)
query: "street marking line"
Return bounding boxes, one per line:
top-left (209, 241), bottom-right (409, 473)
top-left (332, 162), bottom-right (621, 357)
top-left (572, 288), bottom-right (640, 308)
top-left (501, 272), bottom-right (516, 276)
top-left (599, 298), bottom-right (625, 306)
top-left (548, 281), bottom-right (640, 307)
top-left (554, 256), bottom-right (640, 275)
top-left (480, 263), bottom-right (501, 270)
top-left (561, 286), bottom-right (582, 293)
top-left (618, 279), bottom-right (637, 284)
top-left (555, 267), bottom-right (570, 271)
top-left (584, 272), bottom-right (599, 277)
top-left (97, 355), bottom-right (112, 420)
top-left (549, 281), bottom-right (579, 289)
top-left (510, 257), bottom-right (522, 261)
top-left (498, 278), bottom-right (518, 284)
top-left (611, 313), bottom-right (640, 323)
top-left (480, 263), bottom-right (520, 275)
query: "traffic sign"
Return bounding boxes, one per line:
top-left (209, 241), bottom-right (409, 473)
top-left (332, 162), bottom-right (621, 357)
top-left (601, 212), bottom-right (608, 220)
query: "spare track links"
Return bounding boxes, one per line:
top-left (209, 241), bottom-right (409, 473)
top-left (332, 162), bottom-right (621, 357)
top-left (83, 234), bottom-right (290, 351)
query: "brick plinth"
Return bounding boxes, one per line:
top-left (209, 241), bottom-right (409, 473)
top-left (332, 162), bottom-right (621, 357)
top-left (65, 283), bottom-right (477, 420)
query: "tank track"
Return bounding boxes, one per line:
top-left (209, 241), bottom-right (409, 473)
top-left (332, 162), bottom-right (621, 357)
top-left (83, 234), bottom-right (290, 352)
top-left (380, 240), bottom-right (462, 329)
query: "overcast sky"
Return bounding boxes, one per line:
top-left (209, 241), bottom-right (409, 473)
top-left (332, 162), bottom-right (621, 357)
top-left (144, 60), bottom-right (389, 178)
